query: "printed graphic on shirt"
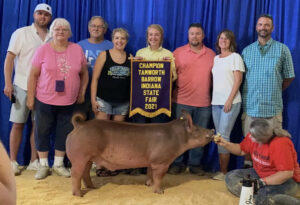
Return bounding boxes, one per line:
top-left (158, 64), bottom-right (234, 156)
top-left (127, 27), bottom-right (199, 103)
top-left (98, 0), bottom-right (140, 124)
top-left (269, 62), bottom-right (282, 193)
top-left (56, 53), bottom-right (70, 79)
top-left (107, 66), bottom-right (130, 79)
top-left (85, 49), bottom-right (104, 68)
top-left (252, 151), bottom-right (271, 166)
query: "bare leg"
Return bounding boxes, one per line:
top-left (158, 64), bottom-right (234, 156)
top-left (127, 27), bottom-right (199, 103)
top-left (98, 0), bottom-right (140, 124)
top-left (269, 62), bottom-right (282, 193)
top-left (29, 121), bottom-right (38, 162)
top-left (146, 167), bottom-right (153, 186)
top-left (112, 115), bottom-right (126, 122)
top-left (219, 153), bottom-right (230, 174)
top-left (54, 150), bottom-right (65, 157)
top-left (38, 151), bottom-right (49, 159)
top-left (95, 111), bottom-right (110, 120)
top-left (9, 123), bottom-right (24, 161)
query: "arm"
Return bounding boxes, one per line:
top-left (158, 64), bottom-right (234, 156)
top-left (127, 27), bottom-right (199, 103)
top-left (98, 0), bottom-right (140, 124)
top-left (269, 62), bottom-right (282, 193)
top-left (90, 51), bottom-right (106, 113)
top-left (282, 77), bottom-right (294, 91)
top-left (3, 52), bottom-right (16, 100)
top-left (27, 66), bottom-right (41, 110)
top-left (0, 142), bottom-right (16, 205)
top-left (263, 170), bottom-right (293, 185)
top-left (216, 137), bottom-right (246, 156)
top-left (76, 64), bottom-right (88, 104)
top-left (224, 70), bottom-right (243, 112)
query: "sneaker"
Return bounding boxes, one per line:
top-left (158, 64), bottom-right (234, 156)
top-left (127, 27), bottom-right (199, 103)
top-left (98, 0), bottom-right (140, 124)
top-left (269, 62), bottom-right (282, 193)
top-left (52, 165), bottom-right (71, 177)
top-left (212, 172), bottom-right (225, 180)
top-left (26, 159), bottom-right (40, 170)
top-left (35, 165), bottom-right (50, 180)
top-left (189, 166), bottom-right (205, 176)
top-left (168, 165), bottom-right (187, 175)
top-left (11, 161), bottom-right (21, 176)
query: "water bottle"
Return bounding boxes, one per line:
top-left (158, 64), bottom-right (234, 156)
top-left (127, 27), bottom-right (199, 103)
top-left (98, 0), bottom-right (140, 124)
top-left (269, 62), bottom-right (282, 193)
top-left (239, 174), bottom-right (254, 205)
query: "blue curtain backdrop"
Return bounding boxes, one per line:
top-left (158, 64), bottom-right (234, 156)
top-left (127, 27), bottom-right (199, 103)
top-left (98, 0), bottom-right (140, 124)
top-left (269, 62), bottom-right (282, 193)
top-left (0, 0), bottom-right (299, 170)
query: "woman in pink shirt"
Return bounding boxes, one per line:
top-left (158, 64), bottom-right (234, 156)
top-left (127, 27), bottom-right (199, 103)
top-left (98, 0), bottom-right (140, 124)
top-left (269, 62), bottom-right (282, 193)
top-left (27, 18), bottom-right (88, 180)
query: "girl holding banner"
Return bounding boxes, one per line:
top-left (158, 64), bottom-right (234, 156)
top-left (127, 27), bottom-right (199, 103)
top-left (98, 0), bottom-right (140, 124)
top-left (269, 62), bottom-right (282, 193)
top-left (131, 24), bottom-right (176, 124)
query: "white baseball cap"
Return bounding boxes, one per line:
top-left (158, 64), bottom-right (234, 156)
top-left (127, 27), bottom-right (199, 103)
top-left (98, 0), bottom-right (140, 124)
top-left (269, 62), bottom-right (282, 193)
top-left (34, 3), bottom-right (52, 15)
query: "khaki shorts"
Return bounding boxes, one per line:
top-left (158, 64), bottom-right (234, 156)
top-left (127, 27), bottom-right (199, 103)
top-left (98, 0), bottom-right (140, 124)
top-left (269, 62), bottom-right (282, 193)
top-left (241, 112), bottom-right (283, 137)
top-left (9, 85), bottom-right (34, 123)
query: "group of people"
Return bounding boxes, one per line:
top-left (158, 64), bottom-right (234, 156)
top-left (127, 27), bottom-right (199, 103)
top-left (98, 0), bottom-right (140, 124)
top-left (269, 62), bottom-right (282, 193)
top-left (2, 2), bottom-right (299, 204)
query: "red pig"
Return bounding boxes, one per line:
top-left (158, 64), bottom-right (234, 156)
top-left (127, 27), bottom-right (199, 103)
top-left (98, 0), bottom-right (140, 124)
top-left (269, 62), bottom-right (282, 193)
top-left (66, 111), bottom-right (214, 196)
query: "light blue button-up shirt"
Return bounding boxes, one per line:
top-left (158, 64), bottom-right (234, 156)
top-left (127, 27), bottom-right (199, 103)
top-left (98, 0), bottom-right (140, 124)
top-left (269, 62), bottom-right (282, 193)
top-left (242, 38), bottom-right (295, 117)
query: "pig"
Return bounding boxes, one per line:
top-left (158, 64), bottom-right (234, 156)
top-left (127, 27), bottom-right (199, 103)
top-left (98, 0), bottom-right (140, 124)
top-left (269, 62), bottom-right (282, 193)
top-left (66, 110), bottom-right (215, 197)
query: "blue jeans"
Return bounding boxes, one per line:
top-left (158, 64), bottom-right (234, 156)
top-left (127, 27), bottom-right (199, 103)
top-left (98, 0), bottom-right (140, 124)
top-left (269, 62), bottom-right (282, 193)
top-left (225, 168), bottom-right (299, 205)
top-left (212, 102), bottom-right (241, 154)
top-left (172, 103), bottom-right (211, 167)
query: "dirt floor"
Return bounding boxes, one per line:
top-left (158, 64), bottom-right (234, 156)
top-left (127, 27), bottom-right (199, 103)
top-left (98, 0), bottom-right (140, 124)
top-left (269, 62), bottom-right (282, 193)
top-left (15, 169), bottom-right (239, 205)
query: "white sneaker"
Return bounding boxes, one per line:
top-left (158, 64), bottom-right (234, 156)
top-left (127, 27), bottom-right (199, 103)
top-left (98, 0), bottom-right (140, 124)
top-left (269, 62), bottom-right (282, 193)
top-left (26, 159), bottom-right (40, 170)
top-left (11, 161), bottom-right (21, 176)
top-left (35, 165), bottom-right (50, 180)
top-left (52, 165), bottom-right (71, 177)
top-left (212, 172), bottom-right (225, 181)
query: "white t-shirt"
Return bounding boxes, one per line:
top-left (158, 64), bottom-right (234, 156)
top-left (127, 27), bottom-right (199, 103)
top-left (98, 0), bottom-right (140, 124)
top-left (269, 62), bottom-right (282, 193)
top-left (211, 52), bottom-right (245, 105)
top-left (7, 23), bottom-right (51, 90)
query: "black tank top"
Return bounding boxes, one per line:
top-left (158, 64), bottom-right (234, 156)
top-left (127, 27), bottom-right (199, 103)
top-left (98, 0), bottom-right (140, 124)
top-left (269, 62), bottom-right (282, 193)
top-left (97, 50), bottom-right (131, 103)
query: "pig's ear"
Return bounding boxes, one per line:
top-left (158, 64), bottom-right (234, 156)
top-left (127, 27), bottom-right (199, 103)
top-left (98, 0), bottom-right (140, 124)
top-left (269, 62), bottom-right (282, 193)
top-left (180, 110), bottom-right (193, 132)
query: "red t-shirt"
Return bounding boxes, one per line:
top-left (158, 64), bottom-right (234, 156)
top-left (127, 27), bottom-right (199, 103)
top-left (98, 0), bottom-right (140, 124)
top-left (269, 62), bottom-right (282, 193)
top-left (240, 134), bottom-right (300, 182)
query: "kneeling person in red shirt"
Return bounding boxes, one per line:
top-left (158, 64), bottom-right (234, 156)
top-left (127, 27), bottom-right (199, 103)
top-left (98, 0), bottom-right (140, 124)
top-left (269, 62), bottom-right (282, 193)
top-left (215, 119), bottom-right (300, 205)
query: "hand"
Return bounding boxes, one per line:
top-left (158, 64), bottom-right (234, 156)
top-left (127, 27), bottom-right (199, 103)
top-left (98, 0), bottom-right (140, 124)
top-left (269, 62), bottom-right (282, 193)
top-left (3, 83), bottom-right (13, 100)
top-left (213, 135), bottom-right (228, 147)
top-left (91, 100), bottom-right (99, 114)
top-left (224, 99), bottom-right (233, 113)
top-left (76, 94), bottom-right (85, 104)
top-left (255, 178), bottom-right (266, 190)
top-left (27, 97), bottom-right (34, 110)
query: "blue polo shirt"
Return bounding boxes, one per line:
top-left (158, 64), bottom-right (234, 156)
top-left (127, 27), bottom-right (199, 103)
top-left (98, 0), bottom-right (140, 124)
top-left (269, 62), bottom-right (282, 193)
top-left (242, 38), bottom-right (295, 117)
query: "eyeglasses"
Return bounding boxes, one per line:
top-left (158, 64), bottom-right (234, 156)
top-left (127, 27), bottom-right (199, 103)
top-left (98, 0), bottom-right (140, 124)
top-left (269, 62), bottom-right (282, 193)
top-left (89, 24), bottom-right (105, 29)
top-left (54, 28), bottom-right (69, 32)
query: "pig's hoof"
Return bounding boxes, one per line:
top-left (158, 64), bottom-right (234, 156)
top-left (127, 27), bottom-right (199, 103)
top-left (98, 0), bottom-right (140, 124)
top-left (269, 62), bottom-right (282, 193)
top-left (145, 179), bottom-right (153, 186)
top-left (72, 190), bottom-right (82, 197)
top-left (86, 184), bottom-right (95, 189)
top-left (153, 188), bottom-right (164, 194)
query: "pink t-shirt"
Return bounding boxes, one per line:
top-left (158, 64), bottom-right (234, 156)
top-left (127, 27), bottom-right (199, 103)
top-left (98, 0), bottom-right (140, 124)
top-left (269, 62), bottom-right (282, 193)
top-left (172, 44), bottom-right (215, 107)
top-left (32, 42), bottom-right (87, 105)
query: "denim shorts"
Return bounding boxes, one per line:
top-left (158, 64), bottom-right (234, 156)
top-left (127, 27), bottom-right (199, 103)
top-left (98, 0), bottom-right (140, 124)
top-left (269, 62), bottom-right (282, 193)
top-left (96, 97), bottom-right (129, 115)
top-left (212, 102), bottom-right (241, 154)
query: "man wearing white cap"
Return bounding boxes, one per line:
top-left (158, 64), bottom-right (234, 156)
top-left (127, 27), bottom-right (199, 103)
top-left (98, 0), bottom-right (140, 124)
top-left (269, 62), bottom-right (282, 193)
top-left (3, 3), bottom-right (52, 176)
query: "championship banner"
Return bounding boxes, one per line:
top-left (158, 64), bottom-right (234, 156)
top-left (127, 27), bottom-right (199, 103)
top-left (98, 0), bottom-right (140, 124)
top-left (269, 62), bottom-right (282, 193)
top-left (129, 60), bottom-right (172, 118)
